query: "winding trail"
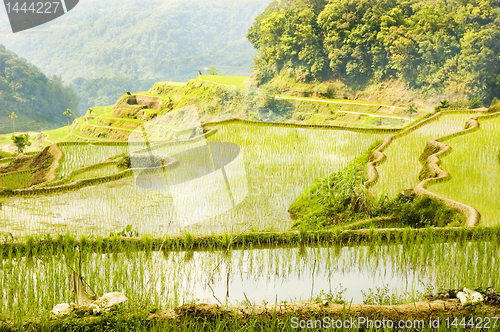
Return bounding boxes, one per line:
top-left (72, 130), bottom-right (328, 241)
top-left (365, 109), bottom-right (495, 228)
top-left (197, 77), bottom-right (238, 88)
top-left (83, 117), bottom-right (137, 132)
top-left (416, 111), bottom-right (500, 227)
top-left (275, 95), bottom-right (402, 109)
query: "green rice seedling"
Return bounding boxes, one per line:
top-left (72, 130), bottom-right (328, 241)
top-left (372, 113), bottom-right (484, 198)
top-left (206, 123), bottom-right (386, 234)
top-left (70, 163), bottom-right (121, 181)
top-left (0, 170), bottom-right (32, 190)
top-left (429, 116), bottom-right (500, 225)
top-left (58, 144), bottom-right (128, 178)
top-left (0, 123), bottom-right (386, 237)
top-left (289, 141), bottom-right (382, 229)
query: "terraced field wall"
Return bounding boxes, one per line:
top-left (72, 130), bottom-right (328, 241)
top-left (204, 118), bottom-right (400, 134)
top-left (365, 109), bottom-right (496, 228)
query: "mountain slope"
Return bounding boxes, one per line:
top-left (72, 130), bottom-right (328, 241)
top-left (0, 45), bottom-right (79, 134)
top-left (247, 0), bottom-right (500, 105)
top-left (0, 0), bottom-right (271, 82)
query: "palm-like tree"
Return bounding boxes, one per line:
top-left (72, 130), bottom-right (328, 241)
top-left (63, 109), bottom-right (74, 128)
top-left (9, 112), bottom-right (17, 133)
top-left (407, 104), bottom-right (417, 121)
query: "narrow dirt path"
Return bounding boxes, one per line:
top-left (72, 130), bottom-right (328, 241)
top-left (275, 95), bottom-right (400, 108)
top-left (198, 77), bottom-right (238, 88)
top-left (276, 96), bottom-right (413, 122)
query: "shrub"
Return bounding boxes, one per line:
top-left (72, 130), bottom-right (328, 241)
top-left (11, 133), bottom-right (31, 153)
top-left (289, 141), bottom-right (381, 229)
top-left (207, 66), bottom-right (219, 75)
top-left (377, 194), bottom-right (465, 227)
top-left (490, 97), bottom-right (499, 107)
top-left (469, 96), bottom-right (484, 109)
top-left (439, 100), bottom-right (451, 109)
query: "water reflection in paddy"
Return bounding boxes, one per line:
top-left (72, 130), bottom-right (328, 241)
top-left (1, 240), bottom-right (496, 320)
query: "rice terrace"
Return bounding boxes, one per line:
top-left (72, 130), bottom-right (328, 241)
top-left (1, 0), bottom-right (500, 330)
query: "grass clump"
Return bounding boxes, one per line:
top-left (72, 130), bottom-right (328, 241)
top-left (0, 151), bottom-right (12, 158)
top-left (289, 140), bottom-right (465, 230)
top-left (376, 194), bottom-right (465, 228)
top-left (289, 141), bottom-right (380, 229)
top-left (361, 284), bottom-right (407, 305)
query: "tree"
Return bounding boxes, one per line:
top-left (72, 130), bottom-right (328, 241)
top-left (63, 109), bottom-right (74, 128)
top-left (407, 103), bottom-right (417, 121)
top-left (207, 66), bottom-right (219, 75)
top-left (439, 100), bottom-right (451, 109)
top-left (247, 0), bottom-right (500, 103)
top-left (9, 112), bottom-right (17, 132)
top-left (11, 134), bottom-right (31, 153)
top-left (0, 47), bottom-right (80, 134)
top-left (469, 96), bottom-right (483, 109)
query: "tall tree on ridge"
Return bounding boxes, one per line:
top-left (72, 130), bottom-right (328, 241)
top-left (64, 108), bottom-right (74, 130)
top-left (9, 112), bottom-right (17, 133)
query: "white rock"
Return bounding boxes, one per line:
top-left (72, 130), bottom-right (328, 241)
top-left (90, 292), bottom-right (128, 313)
top-left (51, 303), bottom-right (72, 316)
top-left (100, 292), bottom-right (128, 308)
top-left (51, 292), bottom-right (128, 315)
top-left (457, 287), bottom-right (484, 306)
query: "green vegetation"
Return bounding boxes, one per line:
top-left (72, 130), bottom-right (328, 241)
top-left (11, 134), bottom-right (31, 153)
top-left (289, 143), bottom-right (378, 228)
top-left (0, 0), bottom-right (272, 113)
top-left (0, 123), bottom-right (386, 237)
top-left (1, 231), bottom-right (500, 326)
top-left (0, 46), bottom-right (79, 134)
top-left (1, 0), bottom-right (267, 82)
top-left (278, 95), bottom-right (404, 107)
top-left (248, 0), bottom-right (500, 104)
top-left (1, 0), bottom-right (500, 326)
top-left (44, 126), bottom-right (72, 143)
top-left (58, 144), bottom-right (128, 178)
top-left (87, 106), bottom-right (112, 117)
top-left (207, 66), bottom-right (219, 75)
top-left (63, 109), bottom-right (74, 128)
top-left (377, 194), bottom-right (465, 228)
top-left (0, 170), bottom-right (32, 190)
top-left (430, 115), bottom-right (500, 226)
top-left (114, 78), bottom-right (412, 129)
top-left (8, 112), bottom-right (17, 132)
top-left (72, 77), bottom-right (158, 113)
top-left (54, 78), bottom-right (418, 147)
top-left (0, 151), bottom-right (13, 158)
top-left (407, 104), bottom-right (417, 120)
top-left (289, 142), bottom-right (464, 230)
top-left (199, 75), bottom-right (249, 89)
top-left (372, 112), bottom-right (483, 198)
top-left (0, 83), bottom-right (489, 237)
top-left (147, 79), bottom-right (295, 123)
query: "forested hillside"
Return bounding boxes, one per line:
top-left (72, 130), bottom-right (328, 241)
top-left (0, 0), bottom-right (271, 111)
top-left (0, 46), bottom-right (79, 134)
top-left (247, 0), bottom-right (500, 104)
